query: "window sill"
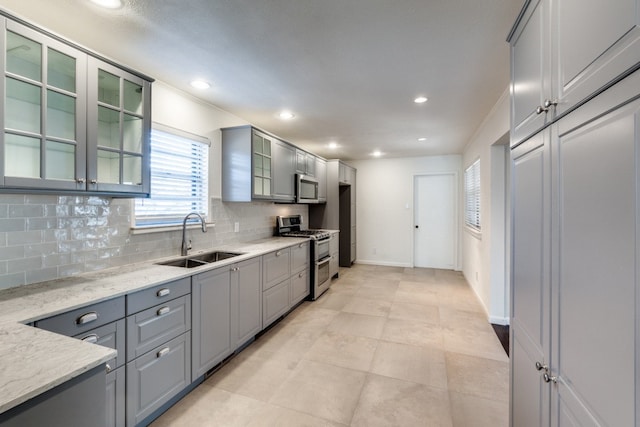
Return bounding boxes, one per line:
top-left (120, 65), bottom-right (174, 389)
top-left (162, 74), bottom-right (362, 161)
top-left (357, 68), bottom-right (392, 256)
top-left (465, 225), bottom-right (482, 240)
top-left (131, 222), bottom-right (215, 235)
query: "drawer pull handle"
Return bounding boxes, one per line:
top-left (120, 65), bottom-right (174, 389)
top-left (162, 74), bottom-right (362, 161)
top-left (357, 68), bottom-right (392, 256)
top-left (276, 251), bottom-right (282, 257)
top-left (157, 306), bottom-right (171, 316)
top-left (105, 363), bottom-right (112, 373)
top-left (76, 312), bottom-right (98, 325)
top-left (157, 288), bottom-right (170, 297)
top-left (299, 243), bottom-right (305, 248)
top-left (157, 347), bottom-right (170, 358)
top-left (81, 334), bottom-right (99, 344)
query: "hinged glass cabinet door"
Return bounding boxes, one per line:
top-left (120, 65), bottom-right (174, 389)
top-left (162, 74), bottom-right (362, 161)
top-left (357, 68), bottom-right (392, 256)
top-left (0, 19), bottom-right (87, 190)
top-left (251, 130), bottom-right (272, 198)
top-left (87, 57), bottom-right (150, 195)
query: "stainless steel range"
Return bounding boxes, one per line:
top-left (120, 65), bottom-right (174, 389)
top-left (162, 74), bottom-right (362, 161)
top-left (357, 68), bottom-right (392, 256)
top-left (277, 215), bottom-right (332, 300)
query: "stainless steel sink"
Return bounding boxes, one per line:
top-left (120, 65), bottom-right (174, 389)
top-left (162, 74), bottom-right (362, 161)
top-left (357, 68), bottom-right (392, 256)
top-left (156, 251), bottom-right (242, 268)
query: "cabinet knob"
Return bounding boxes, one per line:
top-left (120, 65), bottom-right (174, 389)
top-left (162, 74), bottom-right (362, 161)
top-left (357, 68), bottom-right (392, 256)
top-left (105, 363), bottom-right (112, 374)
top-left (543, 373), bottom-right (557, 384)
top-left (535, 105), bottom-right (546, 115)
top-left (276, 251), bottom-right (282, 257)
top-left (76, 178), bottom-right (85, 184)
top-left (544, 99), bottom-right (558, 109)
top-left (90, 179), bottom-right (98, 184)
top-left (231, 267), bottom-right (239, 272)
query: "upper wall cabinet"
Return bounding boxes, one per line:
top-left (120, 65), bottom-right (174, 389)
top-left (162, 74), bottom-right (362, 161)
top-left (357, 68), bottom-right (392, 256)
top-left (295, 149), bottom-right (316, 177)
top-left (508, 0), bottom-right (640, 146)
top-left (0, 16), bottom-right (152, 196)
top-left (222, 125), bottom-right (313, 203)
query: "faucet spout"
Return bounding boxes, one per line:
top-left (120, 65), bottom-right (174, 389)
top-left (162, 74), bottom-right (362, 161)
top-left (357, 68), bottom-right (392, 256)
top-left (181, 212), bottom-right (207, 256)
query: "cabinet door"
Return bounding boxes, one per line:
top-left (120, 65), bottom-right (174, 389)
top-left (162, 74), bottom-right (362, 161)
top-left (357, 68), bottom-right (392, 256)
top-left (263, 278), bottom-right (290, 328)
top-left (551, 92), bottom-right (639, 426)
top-left (291, 241), bottom-right (310, 274)
top-left (263, 248), bottom-right (290, 290)
top-left (0, 20), bottom-right (87, 191)
top-left (316, 157), bottom-right (327, 201)
top-left (553, 0), bottom-right (640, 118)
top-left (87, 57), bottom-right (150, 195)
top-left (295, 149), bottom-right (306, 174)
top-left (305, 153), bottom-right (316, 177)
top-left (105, 365), bottom-right (125, 427)
top-left (192, 267), bottom-right (232, 380)
top-left (509, 0), bottom-right (551, 146)
top-left (252, 129), bottom-right (272, 199)
top-left (290, 269), bottom-right (309, 306)
top-left (232, 257), bottom-right (262, 348)
top-left (510, 132), bottom-right (551, 427)
top-left (272, 139), bottom-right (296, 201)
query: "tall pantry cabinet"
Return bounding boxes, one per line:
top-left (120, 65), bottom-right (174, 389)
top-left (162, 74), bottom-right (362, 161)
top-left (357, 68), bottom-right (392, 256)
top-left (508, 1), bottom-right (640, 426)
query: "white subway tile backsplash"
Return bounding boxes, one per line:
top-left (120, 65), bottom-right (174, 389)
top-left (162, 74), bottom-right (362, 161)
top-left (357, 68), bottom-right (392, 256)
top-left (0, 195), bottom-right (307, 290)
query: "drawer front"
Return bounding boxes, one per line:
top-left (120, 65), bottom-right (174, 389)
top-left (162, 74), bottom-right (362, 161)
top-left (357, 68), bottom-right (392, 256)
top-left (127, 277), bottom-right (190, 315)
top-left (291, 268), bottom-right (310, 306)
top-left (105, 365), bottom-right (125, 427)
top-left (126, 295), bottom-right (191, 361)
top-left (74, 318), bottom-right (126, 369)
top-left (290, 241), bottom-right (309, 274)
top-left (263, 248), bottom-right (290, 290)
top-left (126, 332), bottom-right (191, 427)
top-left (35, 296), bottom-right (125, 336)
top-left (263, 279), bottom-right (290, 328)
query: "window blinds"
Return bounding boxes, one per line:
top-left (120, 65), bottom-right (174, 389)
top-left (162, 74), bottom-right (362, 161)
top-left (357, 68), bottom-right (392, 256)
top-left (464, 159), bottom-right (481, 230)
top-left (135, 124), bottom-right (209, 227)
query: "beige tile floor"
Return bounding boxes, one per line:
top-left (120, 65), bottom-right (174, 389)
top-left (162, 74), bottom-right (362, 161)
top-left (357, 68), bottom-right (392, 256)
top-left (151, 264), bottom-right (509, 427)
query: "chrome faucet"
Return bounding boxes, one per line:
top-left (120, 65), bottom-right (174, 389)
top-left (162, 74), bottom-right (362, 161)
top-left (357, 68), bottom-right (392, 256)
top-left (181, 212), bottom-right (207, 256)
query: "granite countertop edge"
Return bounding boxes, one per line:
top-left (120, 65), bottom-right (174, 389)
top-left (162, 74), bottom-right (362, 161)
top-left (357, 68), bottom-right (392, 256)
top-left (0, 236), bottom-right (309, 415)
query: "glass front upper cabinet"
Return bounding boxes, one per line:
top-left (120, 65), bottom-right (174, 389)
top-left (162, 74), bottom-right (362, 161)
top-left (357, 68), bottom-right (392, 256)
top-left (87, 57), bottom-right (150, 195)
top-left (251, 130), bottom-right (272, 198)
top-left (1, 20), bottom-right (87, 190)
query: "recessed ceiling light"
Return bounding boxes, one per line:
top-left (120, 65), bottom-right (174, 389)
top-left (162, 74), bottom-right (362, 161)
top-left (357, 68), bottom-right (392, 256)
top-left (414, 96), bottom-right (428, 104)
top-left (89, 0), bottom-right (123, 9)
top-left (279, 111), bottom-right (295, 120)
top-left (418, 137), bottom-right (427, 142)
top-left (190, 80), bottom-right (211, 90)
top-left (372, 150), bottom-right (382, 157)
top-left (328, 142), bottom-right (338, 149)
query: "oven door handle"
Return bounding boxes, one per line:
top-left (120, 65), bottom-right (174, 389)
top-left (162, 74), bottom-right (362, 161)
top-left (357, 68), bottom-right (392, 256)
top-left (316, 256), bottom-right (331, 267)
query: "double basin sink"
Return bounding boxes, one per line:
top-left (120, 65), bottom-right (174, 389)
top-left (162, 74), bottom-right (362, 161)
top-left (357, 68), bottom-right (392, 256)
top-left (156, 251), bottom-right (243, 268)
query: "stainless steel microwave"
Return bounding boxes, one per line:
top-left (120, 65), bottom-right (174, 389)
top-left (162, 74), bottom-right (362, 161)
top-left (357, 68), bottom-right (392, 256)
top-left (296, 174), bottom-right (319, 203)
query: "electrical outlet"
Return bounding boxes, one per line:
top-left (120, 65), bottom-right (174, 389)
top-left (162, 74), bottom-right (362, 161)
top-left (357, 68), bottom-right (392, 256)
top-left (234, 222), bottom-right (239, 232)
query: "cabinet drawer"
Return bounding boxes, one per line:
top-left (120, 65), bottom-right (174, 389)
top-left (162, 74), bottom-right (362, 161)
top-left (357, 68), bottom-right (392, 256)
top-left (74, 318), bottom-right (126, 369)
top-left (263, 248), bottom-right (290, 290)
top-left (291, 241), bottom-right (309, 274)
top-left (127, 277), bottom-right (190, 315)
top-left (105, 365), bottom-right (125, 427)
top-left (35, 296), bottom-right (125, 336)
top-left (263, 279), bottom-right (290, 328)
top-left (126, 295), bottom-right (191, 361)
top-left (126, 332), bottom-right (191, 427)
top-left (291, 269), bottom-right (310, 306)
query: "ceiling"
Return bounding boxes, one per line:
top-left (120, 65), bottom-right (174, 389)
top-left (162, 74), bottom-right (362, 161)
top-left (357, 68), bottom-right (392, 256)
top-left (0, 0), bottom-right (522, 160)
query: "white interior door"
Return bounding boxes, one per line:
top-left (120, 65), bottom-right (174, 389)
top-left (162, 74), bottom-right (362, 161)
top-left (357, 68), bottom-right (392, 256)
top-left (413, 174), bottom-right (456, 269)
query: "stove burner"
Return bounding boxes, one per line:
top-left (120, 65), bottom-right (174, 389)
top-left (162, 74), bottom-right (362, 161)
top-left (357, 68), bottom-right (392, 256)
top-left (281, 229), bottom-right (331, 240)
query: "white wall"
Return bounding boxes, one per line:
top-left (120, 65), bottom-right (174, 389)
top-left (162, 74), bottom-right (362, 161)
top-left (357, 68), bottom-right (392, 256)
top-left (350, 155), bottom-right (462, 268)
top-left (461, 89), bottom-right (510, 324)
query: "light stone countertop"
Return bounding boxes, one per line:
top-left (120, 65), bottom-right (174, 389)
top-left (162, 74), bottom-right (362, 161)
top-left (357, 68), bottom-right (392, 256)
top-left (0, 236), bottom-right (309, 415)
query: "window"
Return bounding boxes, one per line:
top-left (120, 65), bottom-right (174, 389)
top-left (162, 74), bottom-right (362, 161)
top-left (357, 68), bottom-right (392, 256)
top-left (464, 159), bottom-right (481, 231)
top-left (134, 124), bottom-right (209, 228)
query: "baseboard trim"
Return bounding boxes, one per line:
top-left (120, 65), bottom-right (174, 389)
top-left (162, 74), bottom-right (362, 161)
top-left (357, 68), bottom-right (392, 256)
top-left (355, 259), bottom-right (412, 268)
top-left (489, 316), bottom-right (510, 326)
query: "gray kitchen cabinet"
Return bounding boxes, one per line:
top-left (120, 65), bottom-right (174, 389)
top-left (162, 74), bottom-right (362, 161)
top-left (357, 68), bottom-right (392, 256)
top-left (74, 318), bottom-right (126, 370)
top-left (232, 256), bottom-right (262, 349)
top-left (263, 278), bottom-right (290, 328)
top-left (105, 365), bottom-right (125, 427)
top-left (0, 365), bottom-right (106, 427)
top-left (221, 126), bottom-right (273, 201)
top-left (508, 0), bottom-right (640, 146)
top-left (191, 266), bottom-right (232, 380)
top-left (192, 256), bottom-right (262, 380)
top-left (272, 139), bottom-right (296, 202)
top-left (0, 13), bottom-right (152, 196)
top-left (316, 157), bottom-right (327, 202)
top-left (263, 247), bottom-right (291, 290)
top-left (291, 241), bottom-right (309, 274)
top-left (290, 269), bottom-right (309, 306)
top-left (126, 332), bottom-right (191, 426)
top-left (87, 57), bottom-right (151, 196)
top-left (296, 149), bottom-right (316, 177)
top-left (35, 296), bottom-right (125, 337)
top-left (510, 34), bottom-right (640, 427)
top-left (125, 278), bottom-right (192, 427)
top-left (329, 231), bottom-right (339, 279)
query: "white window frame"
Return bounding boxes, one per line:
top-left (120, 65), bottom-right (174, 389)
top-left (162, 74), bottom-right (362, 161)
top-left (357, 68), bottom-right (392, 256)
top-left (132, 123), bottom-right (210, 232)
top-left (464, 158), bottom-right (481, 232)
